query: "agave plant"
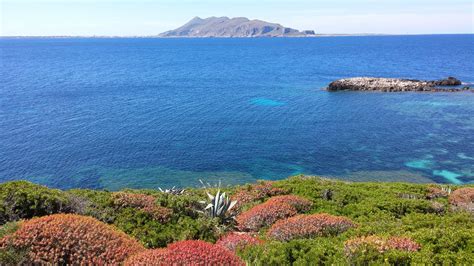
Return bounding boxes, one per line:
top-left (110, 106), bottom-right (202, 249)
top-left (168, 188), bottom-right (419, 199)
top-left (441, 186), bottom-right (452, 195)
top-left (158, 186), bottom-right (186, 195)
top-left (199, 190), bottom-right (237, 220)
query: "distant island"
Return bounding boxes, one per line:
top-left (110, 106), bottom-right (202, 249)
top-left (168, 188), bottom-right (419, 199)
top-left (159, 16), bottom-right (316, 38)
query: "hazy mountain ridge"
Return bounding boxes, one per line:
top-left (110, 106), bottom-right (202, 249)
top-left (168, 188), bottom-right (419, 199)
top-left (159, 16), bottom-right (316, 37)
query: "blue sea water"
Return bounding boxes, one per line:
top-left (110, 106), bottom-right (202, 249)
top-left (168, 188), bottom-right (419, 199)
top-left (1, 35), bottom-right (473, 190)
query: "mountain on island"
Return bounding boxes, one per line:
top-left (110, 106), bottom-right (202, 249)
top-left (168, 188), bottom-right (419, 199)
top-left (159, 16), bottom-right (316, 38)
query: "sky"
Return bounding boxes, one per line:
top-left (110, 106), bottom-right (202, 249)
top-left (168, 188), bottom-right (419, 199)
top-left (1, 0), bottom-right (473, 36)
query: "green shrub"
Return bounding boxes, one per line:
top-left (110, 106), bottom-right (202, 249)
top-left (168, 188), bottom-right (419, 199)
top-left (113, 208), bottom-right (221, 248)
top-left (240, 239), bottom-right (346, 265)
top-left (0, 181), bottom-right (71, 224)
top-left (66, 189), bottom-right (117, 223)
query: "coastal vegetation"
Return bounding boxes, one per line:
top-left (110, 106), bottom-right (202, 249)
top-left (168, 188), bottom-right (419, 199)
top-left (0, 176), bottom-right (473, 264)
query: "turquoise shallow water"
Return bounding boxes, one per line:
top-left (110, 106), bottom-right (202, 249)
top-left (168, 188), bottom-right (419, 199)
top-left (0, 35), bottom-right (473, 190)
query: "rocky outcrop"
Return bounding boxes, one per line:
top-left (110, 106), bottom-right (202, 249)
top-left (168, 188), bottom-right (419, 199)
top-left (429, 77), bottom-right (462, 86)
top-left (326, 77), bottom-right (471, 92)
top-left (159, 17), bottom-right (316, 38)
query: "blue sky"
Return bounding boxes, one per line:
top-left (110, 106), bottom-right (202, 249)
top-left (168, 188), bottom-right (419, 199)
top-left (1, 0), bottom-right (473, 36)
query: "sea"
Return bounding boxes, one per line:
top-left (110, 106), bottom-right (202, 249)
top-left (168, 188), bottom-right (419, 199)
top-left (1, 35), bottom-right (473, 190)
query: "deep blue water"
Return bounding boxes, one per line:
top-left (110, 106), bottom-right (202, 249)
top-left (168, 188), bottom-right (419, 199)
top-left (1, 35), bottom-right (473, 190)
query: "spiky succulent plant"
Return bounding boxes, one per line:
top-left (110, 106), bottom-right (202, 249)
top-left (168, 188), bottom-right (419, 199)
top-left (158, 186), bottom-right (185, 195)
top-left (199, 190), bottom-right (237, 220)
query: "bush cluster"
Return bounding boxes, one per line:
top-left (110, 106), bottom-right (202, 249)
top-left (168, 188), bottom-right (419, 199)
top-left (216, 232), bottom-right (262, 252)
top-left (265, 195), bottom-right (313, 212)
top-left (1, 178), bottom-right (473, 264)
top-left (425, 186), bottom-right (449, 199)
top-left (386, 236), bottom-right (422, 252)
top-left (344, 235), bottom-right (421, 256)
top-left (236, 201), bottom-right (297, 231)
top-left (125, 248), bottom-right (168, 266)
top-left (125, 240), bottom-right (244, 266)
top-left (0, 214), bottom-right (144, 264)
top-left (252, 181), bottom-right (289, 198)
top-left (232, 181), bottom-right (288, 211)
top-left (0, 181), bottom-right (71, 224)
top-left (268, 213), bottom-right (355, 241)
top-left (112, 192), bottom-right (173, 222)
top-left (235, 194), bottom-right (312, 232)
top-left (449, 187), bottom-right (474, 213)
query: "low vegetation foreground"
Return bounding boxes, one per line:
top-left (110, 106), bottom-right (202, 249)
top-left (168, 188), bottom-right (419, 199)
top-left (0, 176), bottom-right (473, 265)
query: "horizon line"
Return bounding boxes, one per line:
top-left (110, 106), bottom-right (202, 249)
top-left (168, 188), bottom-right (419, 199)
top-left (1, 33), bottom-right (473, 38)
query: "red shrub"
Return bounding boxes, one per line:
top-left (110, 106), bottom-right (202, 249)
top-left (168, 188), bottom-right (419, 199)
top-left (449, 187), bottom-right (474, 213)
top-left (0, 214), bottom-right (144, 264)
top-left (232, 190), bottom-right (259, 211)
top-left (232, 181), bottom-right (288, 211)
top-left (266, 195), bottom-right (313, 212)
top-left (426, 187), bottom-right (448, 199)
top-left (386, 236), bottom-right (421, 252)
top-left (125, 240), bottom-right (244, 266)
top-left (113, 192), bottom-right (172, 222)
top-left (113, 192), bottom-right (157, 208)
top-left (267, 213), bottom-right (355, 241)
top-left (236, 201), bottom-right (297, 231)
top-left (344, 235), bottom-right (421, 258)
top-left (216, 232), bottom-right (262, 252)
top-left (253, 181), bottom-right (288, 198)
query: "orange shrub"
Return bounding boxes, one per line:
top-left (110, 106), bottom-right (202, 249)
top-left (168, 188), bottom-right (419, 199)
top-left (216, 232), bottom-right (262, 252)
top-left (448, 187), bottom-right (474, 213)
top-left (345, 235), bottom-right (389, 255)
top-left (232, 181), bottom-right (288, 211)
top-left (426, 187), bottom-right (448, 199)
top-left (344, 235), bottom-right (420, 258)
top-left (253, 181), bottom-right (288, 198)
top-left (125, 249), bottom-right (168, 265)
top-left (232, 190), bottom-right (258, 210)
top-left (386, 236), bottom-right (421, 252)
top-left (266, 195), bottom-right (313, 212)
top-left (236, 201), bottom-right (297, 231)
top-left (0, 214), bottom-right (144, 264)
top-left (125, 240), bottom-right (244, 266)
top-left (267, 213), bottom-right (355, 241)
top-left (113, 192), bottom-right (157, 209)
top-left (112, 192), bottom-right (172, 222)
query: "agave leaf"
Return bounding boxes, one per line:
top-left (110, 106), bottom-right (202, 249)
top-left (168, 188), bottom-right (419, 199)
top-left (206, 192), bottom-right (214, 200)
top-left (215, 191), bottom-right (221, 210)
top-left (228, 200), bottom-right (237, 211)
top-left (217, 205), bottom-right (225, 216)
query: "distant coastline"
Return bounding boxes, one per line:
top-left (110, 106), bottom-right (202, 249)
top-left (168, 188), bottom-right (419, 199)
top-left (1, 33), bottom-right (472, 39)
